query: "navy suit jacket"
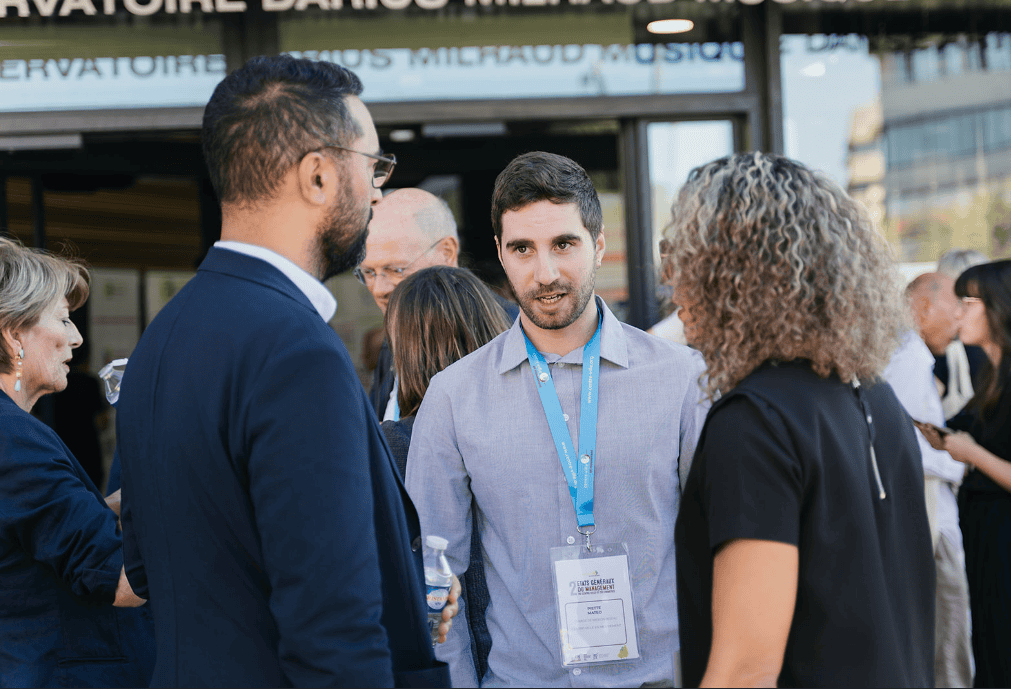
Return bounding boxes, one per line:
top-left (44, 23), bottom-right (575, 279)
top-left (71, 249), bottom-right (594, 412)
top-left (116, 248), bottom-right (449, 688)
top-left (0, 391), bottom-right (154, 688)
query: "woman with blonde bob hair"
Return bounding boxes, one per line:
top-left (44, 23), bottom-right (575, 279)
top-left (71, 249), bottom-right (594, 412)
top-left (0, 237), bottom-right (153, 687)
top-left (667, 153), bottom-right (935, 687)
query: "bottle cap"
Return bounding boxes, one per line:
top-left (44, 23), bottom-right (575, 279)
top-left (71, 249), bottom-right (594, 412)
top-left (425, 535), bottom-right (449, 550)
top-left (97, 358), bottom-right (129, 405)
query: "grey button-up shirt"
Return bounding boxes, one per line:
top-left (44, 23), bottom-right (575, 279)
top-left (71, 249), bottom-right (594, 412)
top-left (406, 298), bottom-right (708, 687)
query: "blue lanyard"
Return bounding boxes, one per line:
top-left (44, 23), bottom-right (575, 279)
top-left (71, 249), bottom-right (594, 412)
top-left (391, 379), bottom-right (401, 422)
top-left (523, 312), bottom-right (602, 546)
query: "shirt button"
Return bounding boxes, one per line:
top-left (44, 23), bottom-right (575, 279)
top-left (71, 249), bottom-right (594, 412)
top-left (556, 362), bottom-right (565, 368)
top-left (563, 413), bottom-right (570, 422)
top-left (567, 535), bottom-right (576, 545)
top-left (573, 668), bottom-right (582, 676)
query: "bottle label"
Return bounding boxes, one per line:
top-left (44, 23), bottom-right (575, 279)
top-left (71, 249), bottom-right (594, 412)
top-left (426, 585), bottom-right (450, 611)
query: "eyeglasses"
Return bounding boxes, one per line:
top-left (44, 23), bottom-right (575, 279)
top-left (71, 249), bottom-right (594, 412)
top-left (318, 143), bottom-right (396, 188)
top-left (353, 237), bottom-right (444, 286)
top-left (961, 296), bottom-right (983, 306)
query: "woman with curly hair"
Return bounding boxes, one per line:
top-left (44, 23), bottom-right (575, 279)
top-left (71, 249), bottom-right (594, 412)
top-left (666, 153), bottom-right (934, 687)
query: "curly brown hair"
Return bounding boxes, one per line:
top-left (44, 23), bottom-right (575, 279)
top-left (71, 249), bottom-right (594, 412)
top-left (662, 152), bottom-right (907, 398)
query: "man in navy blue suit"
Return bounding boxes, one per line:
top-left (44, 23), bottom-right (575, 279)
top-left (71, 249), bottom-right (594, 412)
top-left (116, 56), bottom-right (452, 687)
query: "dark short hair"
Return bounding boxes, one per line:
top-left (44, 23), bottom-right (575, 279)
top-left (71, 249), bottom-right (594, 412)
top-left (202, 55), bottom-right (364, 206)
top-left (386, 266), bottom-right (511, 418)
top-left (490, 152), bottom-right (602, 242)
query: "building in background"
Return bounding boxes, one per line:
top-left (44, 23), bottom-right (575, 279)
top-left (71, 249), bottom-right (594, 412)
top-left (2, 0), bottom-right (1010, 385)
top-left (844, 34), bottom-right (1011, 263)
top-left (879, 34), bottom-right (1011, 261)
top-left (846, 98), bottom-right (887, 238)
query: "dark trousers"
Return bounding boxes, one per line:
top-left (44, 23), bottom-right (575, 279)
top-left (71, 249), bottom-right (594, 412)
top-left (959, 488), bottom-right (1011, 688)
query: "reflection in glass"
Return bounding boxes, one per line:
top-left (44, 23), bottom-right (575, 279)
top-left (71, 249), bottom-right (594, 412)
top-left (284, 44), bottom-right (745, 103)
top-left (646, 121), bottom-right (733, 331)
top-left (0, 22), bottom-right (226, 112)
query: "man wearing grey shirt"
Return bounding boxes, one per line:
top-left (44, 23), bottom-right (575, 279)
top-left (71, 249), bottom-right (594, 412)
top-left (406, 152), bottom-right (708, 688)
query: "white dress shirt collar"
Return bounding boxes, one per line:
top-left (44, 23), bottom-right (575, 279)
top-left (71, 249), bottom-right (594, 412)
top-left (214, 241), bottom-right (337, 322)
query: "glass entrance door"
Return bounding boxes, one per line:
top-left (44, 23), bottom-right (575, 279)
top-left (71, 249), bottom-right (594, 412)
top-left (643, 120), bottom-right (735, 336)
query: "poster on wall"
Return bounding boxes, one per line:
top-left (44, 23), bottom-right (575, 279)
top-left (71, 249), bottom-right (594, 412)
top-left (88, 268), bottom-right (141, 375)
top-left (145, 270), bottom-right (196, 325)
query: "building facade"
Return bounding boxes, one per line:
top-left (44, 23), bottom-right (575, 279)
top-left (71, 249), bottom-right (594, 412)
top-left (2, 0), bottom-right (1010, 379)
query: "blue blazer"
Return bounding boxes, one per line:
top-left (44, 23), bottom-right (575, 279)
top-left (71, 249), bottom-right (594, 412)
top-left (0, 391), bottom-right (154, 688)
top-left (116, 248), bottom-right (448, 688)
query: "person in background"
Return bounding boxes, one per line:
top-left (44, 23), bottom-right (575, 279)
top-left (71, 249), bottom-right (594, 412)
top-left (0, 237), bottom-right (152, 688)
top-left (939, 248), bottom-right (988, 280)
top-left (407, 152), bottom-right (708, 687)
top-left (668, 152), bottom-right (934, 687)
top-left (52, 341), bottom-right (109, 491)
top-left (647, 310), bottom-right (687, 346)
top-left (381, 264), bottom-right (511, 686)
top-left (922, 259), bottom-right (1011, 688)
top-left (115, 55), bottom-right (452, 687)
top-left (358, 188), bottom-right (518, 421)
top-left (886, 280), bottom-right (973, 687)
top-left (382, 265), bottom-right (511, 473)
top-left (937, 248), bottom-right (989, 419)
top-left (648, 238), bottom-right (687, 345)
top-left (908, 272), bottom-right (965, 373)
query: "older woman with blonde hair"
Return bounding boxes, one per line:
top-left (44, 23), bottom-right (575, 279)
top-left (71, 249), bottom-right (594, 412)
top-left (0, 237), bottom-right (153, 687)
top-left (666, 153), bottom-right (934, 687)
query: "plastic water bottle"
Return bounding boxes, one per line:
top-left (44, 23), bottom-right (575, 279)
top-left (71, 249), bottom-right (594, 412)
top-left (423, 535), bottom-right (453, 646)
top-left (98, 358), bottom-right (129, 406)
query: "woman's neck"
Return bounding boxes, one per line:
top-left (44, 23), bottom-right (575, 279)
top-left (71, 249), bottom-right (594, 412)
top-left (983, 341), bottom-right (1002, 368)
top-left (0, 373), bottom-right (35, 412)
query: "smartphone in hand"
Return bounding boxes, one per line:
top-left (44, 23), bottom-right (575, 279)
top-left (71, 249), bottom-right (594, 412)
top-left (912, 419), bottom-right (953, 437)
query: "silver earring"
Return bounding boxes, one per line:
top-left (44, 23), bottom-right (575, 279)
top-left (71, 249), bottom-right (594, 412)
top-left (14, 348), bottom-right (23, 392)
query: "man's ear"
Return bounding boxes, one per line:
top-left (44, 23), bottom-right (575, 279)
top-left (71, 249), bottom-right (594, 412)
top-left (437, 236), bottom-right (460, 267)
top-left (297, 152), bottom-right (334, 207)
top-left (594, 228), bottom-right (606, 268)
top-left (494, 236), bottom-right (504, 268)
top-left (911, 293), bottom-right (930, 329)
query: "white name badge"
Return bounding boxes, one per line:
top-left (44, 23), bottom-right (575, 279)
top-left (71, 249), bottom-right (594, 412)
top-left (550, 542), bottom-right (640, 668)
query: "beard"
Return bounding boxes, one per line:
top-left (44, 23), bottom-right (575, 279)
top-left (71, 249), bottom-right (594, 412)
top-left (315, 181), bottom-right (371, 281)
top-left (512, 264), bottom-right (597, 331)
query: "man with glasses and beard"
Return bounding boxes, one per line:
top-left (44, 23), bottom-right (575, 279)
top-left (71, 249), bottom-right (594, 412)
top-left (116, 56), bottom-right (451, 688)
top-left (406, 152), bottom-right (708, 687)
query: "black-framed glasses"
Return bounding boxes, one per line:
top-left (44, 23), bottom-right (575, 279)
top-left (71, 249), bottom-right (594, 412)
top-left (319, 143), bottom-right (396, 188)
top-left (353, 237), bottom-right (444, 286)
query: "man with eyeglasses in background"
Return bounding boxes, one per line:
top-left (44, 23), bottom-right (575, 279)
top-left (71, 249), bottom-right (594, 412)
top-left (116, 55), bottom-right (452, 687)
top-left (357, 188), bottom-right (518, 421)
